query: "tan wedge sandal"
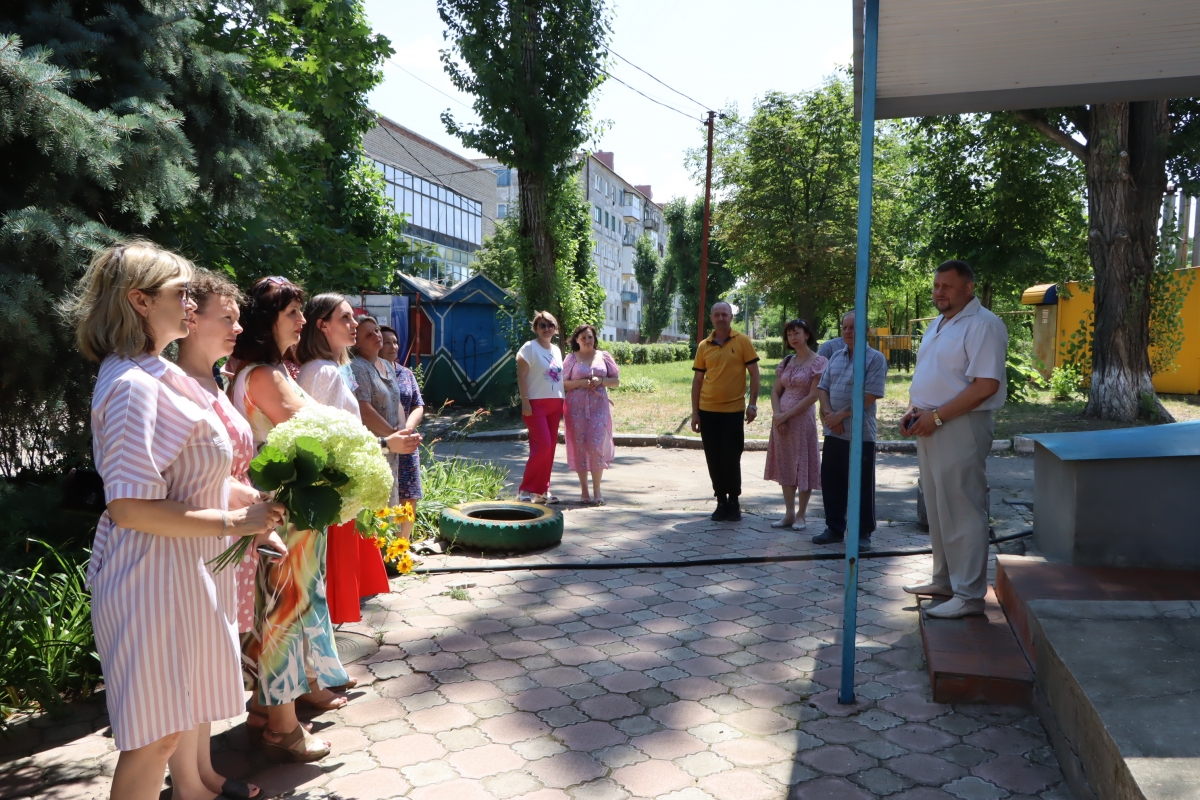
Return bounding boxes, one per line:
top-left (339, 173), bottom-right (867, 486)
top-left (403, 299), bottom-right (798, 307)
top-left (262, 724), bottom-right (330, 763)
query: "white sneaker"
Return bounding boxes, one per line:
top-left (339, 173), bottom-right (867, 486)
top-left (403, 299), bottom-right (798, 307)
top-left (925, 597), bottom-right (985, 618)
top-left (518, 491), bottom-right (534, 503)
top-left (903, 582), bottom-right (953, 596)
top-left (543, 492), bottom-right (561, 504)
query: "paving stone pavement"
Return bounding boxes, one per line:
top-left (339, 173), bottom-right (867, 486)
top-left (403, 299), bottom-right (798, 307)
top-left (0, 507), bottom-right (1068, 800)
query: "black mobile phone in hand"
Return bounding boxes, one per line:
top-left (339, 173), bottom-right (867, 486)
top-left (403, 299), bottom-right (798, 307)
top-left (256, 545), bottom-right (284, 560)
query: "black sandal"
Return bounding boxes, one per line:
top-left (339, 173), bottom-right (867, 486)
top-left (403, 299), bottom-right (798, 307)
top-left (220, 778), bottom-right (261, 799)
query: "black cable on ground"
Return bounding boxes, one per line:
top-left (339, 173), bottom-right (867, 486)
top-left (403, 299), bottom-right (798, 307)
top-left (410, 529), bottom-right (1034, 576)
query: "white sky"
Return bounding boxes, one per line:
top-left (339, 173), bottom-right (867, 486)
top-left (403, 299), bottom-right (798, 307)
top-left (364, 1), bottom-right (852, 203)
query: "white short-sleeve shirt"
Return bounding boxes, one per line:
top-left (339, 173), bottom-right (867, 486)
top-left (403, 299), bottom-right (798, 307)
top-left (909, 297), bottom-right (1008, 411)
top-left (517, 340), bottom-right (565, 400)
top-left (297, 359), bottom-right (362, 419)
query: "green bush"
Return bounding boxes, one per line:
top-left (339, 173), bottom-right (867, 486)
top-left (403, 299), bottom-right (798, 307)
top-left (418, 447), bottom-right (507, 541)
top-left (1006, 351), bottom-right (1045, 404)
top-left (1050, 364), bottom-right (1085, 401)
top-left (0, 544), bottom-right (99, 723)
top-left (0, 479), bottom-right (98, 571)
top-left (613, 375), bottom-right (657, 394)
top-left (751, 338), bottom-right (786, 359)
top-left (598, 342), bottom-right (691, 365)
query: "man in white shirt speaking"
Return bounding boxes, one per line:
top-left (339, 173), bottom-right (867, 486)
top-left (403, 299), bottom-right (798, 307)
top-left (900, 260), bottom-right (1007, 619)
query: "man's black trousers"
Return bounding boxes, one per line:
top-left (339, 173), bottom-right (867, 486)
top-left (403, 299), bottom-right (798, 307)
top-left (820, 436), bottom-right (877, 536)
top-left (699, 410), bottom-right (744, 500)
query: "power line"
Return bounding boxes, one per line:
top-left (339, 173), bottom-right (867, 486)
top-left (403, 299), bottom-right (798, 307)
top-left (387, 58), bottom-right (476, 112)
top-left (599, 68), bottom-right (704, 122)
top-left (603, 46), bottom-right (712, 112)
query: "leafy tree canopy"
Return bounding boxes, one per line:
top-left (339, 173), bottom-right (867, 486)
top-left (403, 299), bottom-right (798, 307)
top-left (662, 196), bottom-right (735, 341)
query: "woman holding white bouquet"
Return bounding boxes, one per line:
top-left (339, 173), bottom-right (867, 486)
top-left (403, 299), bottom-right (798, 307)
top-left (231, 280), bottom-right (418, 762)
top-left (297, 295), bottom-right (419, 625)
top-left (66, 242), bottom-right (285, 800)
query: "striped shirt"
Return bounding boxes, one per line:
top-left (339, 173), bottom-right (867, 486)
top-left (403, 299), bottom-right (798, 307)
top-left (818, 346), bottom-right (888, 442)
top-left (89, 354), bottom-right (243, 750)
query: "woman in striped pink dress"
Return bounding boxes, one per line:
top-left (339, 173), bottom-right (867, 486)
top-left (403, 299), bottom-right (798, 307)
top-left (66, 242), bottom-right (285, 800)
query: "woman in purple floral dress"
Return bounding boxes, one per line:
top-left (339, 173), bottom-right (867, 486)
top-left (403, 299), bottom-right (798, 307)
top-left (562, 324), bottom-right (620, 504)
top-left (764, 319), bottom-right (827, 530)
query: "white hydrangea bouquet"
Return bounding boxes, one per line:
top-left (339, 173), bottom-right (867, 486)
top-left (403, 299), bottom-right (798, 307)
top-left (210, 404), bottom-right (392, 572)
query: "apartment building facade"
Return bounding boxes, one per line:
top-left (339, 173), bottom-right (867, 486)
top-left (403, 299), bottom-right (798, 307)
top-left (363, 116), bottom-right (495, 286)
top-left (475, 152), bottom-right (686, 343)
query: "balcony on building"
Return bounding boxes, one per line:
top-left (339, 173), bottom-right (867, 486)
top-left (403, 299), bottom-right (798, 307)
top-left (620, 202), bottom-right (640, 223)
top-left (621, 263), bottom-right (635, 279)
top-left (622, 230), bottom-right (637, 247)
top-left (642, 213), bottom-right (659, 231)
top-left (621, 291), bottom-right (638, 304)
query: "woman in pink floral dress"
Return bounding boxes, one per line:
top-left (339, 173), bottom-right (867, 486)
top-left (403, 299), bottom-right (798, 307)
top-left (764, 319), bottom-right (827, 530)
top-left (562, 324), bottom-right (620, 504)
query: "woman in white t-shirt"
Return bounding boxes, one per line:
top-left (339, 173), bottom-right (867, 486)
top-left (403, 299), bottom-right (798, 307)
top-left (516, 311), bottom-right (565, 503)
top-left (297, 294), bottom-right (421, 627)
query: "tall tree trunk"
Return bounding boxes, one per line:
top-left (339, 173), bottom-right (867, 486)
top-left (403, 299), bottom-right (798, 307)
top-left (1084, 101), bottom-right (1172, 422)
top-left (518, 168), bottom-right (558, 318)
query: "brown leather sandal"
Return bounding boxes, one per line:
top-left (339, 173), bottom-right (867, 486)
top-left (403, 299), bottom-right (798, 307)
top-left (297, 690), bottom-right (349, 712)
top-left (262, 724), bottom-right (330, 763)
top-left (246, 702), bottom-right (311, 744)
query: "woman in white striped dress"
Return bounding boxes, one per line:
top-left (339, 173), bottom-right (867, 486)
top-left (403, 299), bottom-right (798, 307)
top-left (66, 242), bottom-right (285, 800)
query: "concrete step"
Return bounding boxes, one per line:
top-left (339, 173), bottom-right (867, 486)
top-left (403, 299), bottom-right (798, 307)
top-left (995, 555), bottom-right (1200, 670)
top-left (917, 587), bottom-right (1034, 706)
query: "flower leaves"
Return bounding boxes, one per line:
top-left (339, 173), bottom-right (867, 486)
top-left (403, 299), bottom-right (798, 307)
top-left (247, 431), bottom-right (358, 531)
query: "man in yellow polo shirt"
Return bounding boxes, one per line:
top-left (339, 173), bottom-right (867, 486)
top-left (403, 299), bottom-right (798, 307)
top-left (691, 301), bottom-right (761, 521)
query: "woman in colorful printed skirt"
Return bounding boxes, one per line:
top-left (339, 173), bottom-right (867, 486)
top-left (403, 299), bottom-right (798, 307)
top-left (68, 242), bottom-right (284, 799)
top-left (562, 324), bottom-right (620, 505)
top-left (351, 317), bottom-right (425, 540)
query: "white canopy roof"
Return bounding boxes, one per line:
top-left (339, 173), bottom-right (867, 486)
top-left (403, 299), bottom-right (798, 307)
top-left (854, 0), bottom-right (1200, 119)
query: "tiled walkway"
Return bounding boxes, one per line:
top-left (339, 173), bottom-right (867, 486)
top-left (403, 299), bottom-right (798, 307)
top-left (0, 509), bottom-right (1067, 800)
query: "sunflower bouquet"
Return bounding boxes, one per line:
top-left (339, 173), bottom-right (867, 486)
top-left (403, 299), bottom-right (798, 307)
top-left (357, 502), bottom-right (417, 575)
top-left (210, 405), bottom-right (393, 572)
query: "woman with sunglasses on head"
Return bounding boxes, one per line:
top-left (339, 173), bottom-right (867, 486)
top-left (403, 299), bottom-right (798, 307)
top-left (297, 297), bottom-right (420, 627)
top-left (228, 277), bottom-right (342, 762)
top-left (66, 242), bottom-right (285, 800)
top-left (516, 311), bottom-right (565, 503)
top-left (351, 317), bottom-right (425, 541)
top-left (764, 319), bottom-right (827, 530)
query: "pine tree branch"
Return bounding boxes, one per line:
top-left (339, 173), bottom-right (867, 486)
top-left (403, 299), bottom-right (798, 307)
top-left (1013, 110), bottom-right (1088, 163)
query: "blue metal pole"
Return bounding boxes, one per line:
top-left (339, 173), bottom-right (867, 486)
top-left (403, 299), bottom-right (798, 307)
top-left (839, 0), bottom-right (879, 705)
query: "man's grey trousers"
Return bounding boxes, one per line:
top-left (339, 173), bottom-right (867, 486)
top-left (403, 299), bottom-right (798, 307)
top-left (916, 410), bottom-right (993, 601)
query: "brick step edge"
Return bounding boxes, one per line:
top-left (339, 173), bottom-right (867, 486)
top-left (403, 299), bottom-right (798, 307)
top-left (453, 429), bottom-right (1019, 453)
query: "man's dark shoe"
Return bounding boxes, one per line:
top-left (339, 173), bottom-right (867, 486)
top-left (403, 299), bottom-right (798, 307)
top-left (724, 498), bottom-right (742, 522)
top-left (859, 538), bottom-right (873, 552)
top-left (811, 528), bottom-right (844, 545)
top-left (710, 498), bottom-right (728, 521)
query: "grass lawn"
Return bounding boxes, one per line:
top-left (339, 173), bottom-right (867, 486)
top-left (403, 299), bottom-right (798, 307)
top-left (609, 360), bottom-right (1200, 440)
top-left (448, 358), bottom-right (1200, 439)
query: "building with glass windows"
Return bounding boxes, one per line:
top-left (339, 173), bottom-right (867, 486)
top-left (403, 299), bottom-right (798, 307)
top-left (363, 117), bottom-right (495, 286)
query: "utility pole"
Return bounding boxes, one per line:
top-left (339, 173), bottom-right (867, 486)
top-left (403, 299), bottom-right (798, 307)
top-left (697, 111), bottom-right (716, 343)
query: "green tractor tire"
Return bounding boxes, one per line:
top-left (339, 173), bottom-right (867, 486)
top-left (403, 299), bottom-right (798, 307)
top-left (439, 501), bottom-right (564, 553)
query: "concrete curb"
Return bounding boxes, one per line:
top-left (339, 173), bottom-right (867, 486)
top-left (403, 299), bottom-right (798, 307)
top-left (457, 428), bottom-right (1022, 454)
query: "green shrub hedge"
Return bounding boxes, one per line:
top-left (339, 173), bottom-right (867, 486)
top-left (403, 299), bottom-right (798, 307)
top-left (751, 337), bottom-right (787, 359)
top-left (598, 342), bottom-right (692, 365)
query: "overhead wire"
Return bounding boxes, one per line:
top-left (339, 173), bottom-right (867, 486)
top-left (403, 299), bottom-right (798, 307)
top-left (602, 45), bottom-right (713, 112)
top-left (387, 58), bottom-right (476, 112)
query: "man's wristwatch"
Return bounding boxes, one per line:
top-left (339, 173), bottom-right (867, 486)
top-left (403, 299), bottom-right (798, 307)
top-left (931, 409), bottom-right (943, 427)
top-left (747, 404), bottom-right (757, 411)
top-left (378, 436), bottom-right (388, 450)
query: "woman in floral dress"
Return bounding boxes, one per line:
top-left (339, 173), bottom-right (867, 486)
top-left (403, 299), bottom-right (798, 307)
top-left (764, 319), bottom-right (827, 530)
top-left (562, 324), bottom-right (620, 504)
top-left (351, 317), bottom-right (424, 540)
